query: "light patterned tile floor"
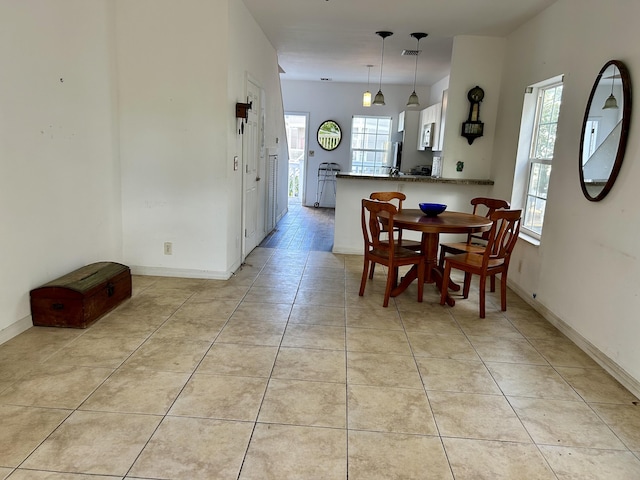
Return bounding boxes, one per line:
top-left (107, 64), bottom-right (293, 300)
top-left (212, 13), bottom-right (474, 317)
top-left (1, 205), bottom-right (640, 479)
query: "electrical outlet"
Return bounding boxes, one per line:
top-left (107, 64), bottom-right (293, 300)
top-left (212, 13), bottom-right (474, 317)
top-left (233, 156), bottom-right (239, 171)
top-left (164, 242), bottom-right (173, 255)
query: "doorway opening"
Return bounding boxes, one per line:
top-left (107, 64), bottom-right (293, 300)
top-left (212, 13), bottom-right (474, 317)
top-left (259, 112), bottom-right (335, 251)
top-left (284, 112), bottom-right (308, 206)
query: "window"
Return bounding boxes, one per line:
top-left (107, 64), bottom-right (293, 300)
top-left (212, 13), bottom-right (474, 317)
top-left (513, 78), bottom-right (563, 240)
top-left (350, 116), bottom-right (392, 174)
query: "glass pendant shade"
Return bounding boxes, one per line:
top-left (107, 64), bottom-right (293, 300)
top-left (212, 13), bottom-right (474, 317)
top-left (363, 90), bottom-right (372, 107)
top-left (362, 65), bottom-right (373, 107)
top-left (603, 93), bottom-right (618, 109)
top-left (406, 91), bottom-right (419, 107)
top-left (373, 90), bottom-right (385, 106)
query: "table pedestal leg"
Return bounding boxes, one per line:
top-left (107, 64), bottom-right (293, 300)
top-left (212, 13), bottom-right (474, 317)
top-left (390, 232), bottom-right (456, 307)
top-left (424, 233), bottom-right (456, 306)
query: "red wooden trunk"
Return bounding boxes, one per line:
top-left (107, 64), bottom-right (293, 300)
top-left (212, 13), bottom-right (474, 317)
top-left (30, 262), bottom-right (132, 328)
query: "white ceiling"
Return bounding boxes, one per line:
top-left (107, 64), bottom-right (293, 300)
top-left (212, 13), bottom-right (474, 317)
top-left (241, 0), bottom-right (558, 86)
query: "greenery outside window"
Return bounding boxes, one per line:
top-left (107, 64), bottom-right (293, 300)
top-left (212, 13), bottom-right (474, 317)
top-left (350, 116), bottom-right (392, 174)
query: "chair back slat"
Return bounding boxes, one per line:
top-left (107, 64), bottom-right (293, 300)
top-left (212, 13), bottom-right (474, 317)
top-left (361, 199), bottom-right (398, 254)
top-left (370, 191), bottom-right (407, 211)
top-left (370, 192), bottom-right (404, 236)
top-left (482, 209), bottom-right (522, 267)
top-left (369, 192), bottom-right (421, 249)
top-left (469, 197), bottom-right (511, 242)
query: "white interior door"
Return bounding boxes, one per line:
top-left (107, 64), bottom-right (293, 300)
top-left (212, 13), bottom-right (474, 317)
top-left (242, 79), bottom-right (261, 259)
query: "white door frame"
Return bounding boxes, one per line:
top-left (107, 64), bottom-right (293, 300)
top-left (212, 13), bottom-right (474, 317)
top-left (241, 75), bottom-right (263, 261)
top-left (284, 111), bottom-right (310, 205)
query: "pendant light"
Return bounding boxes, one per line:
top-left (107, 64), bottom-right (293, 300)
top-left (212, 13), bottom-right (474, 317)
top-left (373, 31), bottom-right (393, 106)
top-left (603, 68), bottom-right (619, 110)
top-left (363, 65), bottom-right (373, 107)
top-left (406, 32), bottom-right (427, 107)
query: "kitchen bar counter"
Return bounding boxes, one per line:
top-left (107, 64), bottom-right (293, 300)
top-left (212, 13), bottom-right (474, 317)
top-left (333, 173), bottom-right (495, 254)
top-left (336, 172), bottom-right (494, 185)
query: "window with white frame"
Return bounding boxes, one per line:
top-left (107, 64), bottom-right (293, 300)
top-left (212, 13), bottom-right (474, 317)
top-left (514, 78), bottom-right (563, 240)
top-left (350, 116), bottom-right (392, 174)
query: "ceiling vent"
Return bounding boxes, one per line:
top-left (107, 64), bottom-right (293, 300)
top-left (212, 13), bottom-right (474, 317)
top-left (402, 49), bottom-right (421, 56)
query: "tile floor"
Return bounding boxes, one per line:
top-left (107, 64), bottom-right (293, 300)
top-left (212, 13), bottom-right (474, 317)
top-left (1, 206), bottom-right (640, 479)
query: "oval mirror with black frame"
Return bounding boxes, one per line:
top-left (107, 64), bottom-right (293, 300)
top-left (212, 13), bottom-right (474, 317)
top-left (317, 120), bottom-right (342, 151)
top-left (579, 60), bottom-right (632, 201)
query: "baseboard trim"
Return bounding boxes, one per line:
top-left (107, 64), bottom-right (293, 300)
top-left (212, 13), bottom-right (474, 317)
top-left (332, 246), bottom-right (363, 255)
top-left (130, 265), bottom-right (231, 280)
top-left (0, 315), bottom-right (33, 345)
top-left (508, 281), bottom-right (640, 399)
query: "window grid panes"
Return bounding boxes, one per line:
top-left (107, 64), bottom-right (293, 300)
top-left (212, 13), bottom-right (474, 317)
top-left (523, 83), bottom-right (563, 238)
top-left (350, 116), bottom-right (392, 174)
top-left (524, 161), bottom-right (551, 235)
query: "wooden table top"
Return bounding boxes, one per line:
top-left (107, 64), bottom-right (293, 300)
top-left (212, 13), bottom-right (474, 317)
top-left (390, 210), bottom-right (493, 234)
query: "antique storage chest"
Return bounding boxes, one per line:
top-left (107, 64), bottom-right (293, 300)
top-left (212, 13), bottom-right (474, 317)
top-left (30, 262), bottom-right (132, 328)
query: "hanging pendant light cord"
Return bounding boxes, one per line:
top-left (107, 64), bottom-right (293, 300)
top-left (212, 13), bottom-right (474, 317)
top-left (611, 65), bottom-right (617, 96)
top-left (378, 38), bottom-right (385, 91)
top-left (412, 39), bottom-right (420, 92)
top-left (410, 33), bottom-right (427, 92)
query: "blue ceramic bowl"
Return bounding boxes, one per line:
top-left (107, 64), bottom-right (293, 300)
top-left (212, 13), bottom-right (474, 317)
top-left (419, 203), bottom-right (447, 217)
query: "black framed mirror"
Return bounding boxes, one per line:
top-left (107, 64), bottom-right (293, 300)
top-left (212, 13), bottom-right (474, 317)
top-left (579, 60), bottom-right (632, 201)
top-left (317, 120), bottom-right (342, 151)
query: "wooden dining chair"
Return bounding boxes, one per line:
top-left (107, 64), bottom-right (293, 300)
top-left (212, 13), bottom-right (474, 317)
top-left (438, 197), bottom-right (510, 292)
top-left (369, 192), bottom-right (421, 251)
top-left (440, 209), bottom-right (522, 318)
top-left (438, 197), bottom-right (510, 267)
top-left (360, 198), bottom-right (425, 307)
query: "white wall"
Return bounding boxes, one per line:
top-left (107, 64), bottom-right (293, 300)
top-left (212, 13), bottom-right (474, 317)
top-left (281, 81), bottom-right (433, 207)
top-left (491, 0), bottom-right (640, 392)
top-left (441, 36), bottom-right (506, 179)
top-left (0, 0), bottom-right (122, 340)
top-left (117, 0), bottom-right (286, 279)
top-left (117, 0), bottom-right (230, 278)
top-left (0, 0), bottom-right (287, 341)
top-left (429, 76), bottom-right (450, 106)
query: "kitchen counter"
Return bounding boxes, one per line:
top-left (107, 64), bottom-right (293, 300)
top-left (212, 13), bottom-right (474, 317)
top-left (336, 172), bottom-right (494, 185)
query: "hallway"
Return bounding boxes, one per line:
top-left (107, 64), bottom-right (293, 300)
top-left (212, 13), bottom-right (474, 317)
top-left (259, 202), bottom-right (335, 252)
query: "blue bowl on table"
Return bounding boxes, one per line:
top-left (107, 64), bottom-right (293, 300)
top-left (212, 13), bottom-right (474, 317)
top-left (419, 203), bottom-right (447, 217)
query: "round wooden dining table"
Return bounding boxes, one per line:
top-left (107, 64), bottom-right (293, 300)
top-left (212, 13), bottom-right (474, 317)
top-left (387, 209), bottom-right (493, 306)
